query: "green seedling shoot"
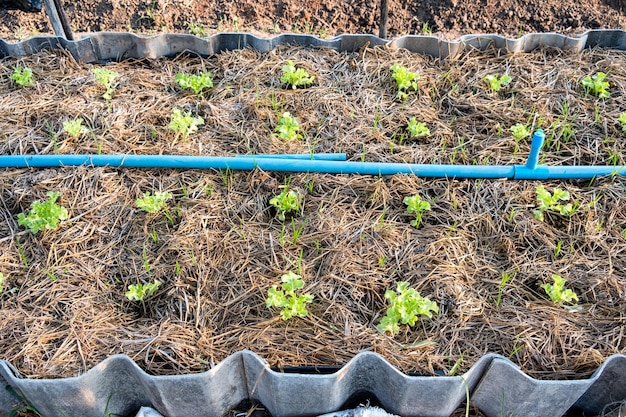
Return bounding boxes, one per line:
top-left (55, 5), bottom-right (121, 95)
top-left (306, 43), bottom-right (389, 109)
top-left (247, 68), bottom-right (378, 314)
top-left (135, 191), bottom-right (173, 214)
top-left (404, 194), bottom-right (431, 228)
top-left (63, 118), bottom-right (90, 139)
top-left (377, 281), bottom-right (438, 336)
top-left (510, 123), bottom-right (531, 142)
top-left (92, 67), bottom-right (119, 101)
top-left (581, 72), bottom-right (610, 98)
top-left (618, 113), bottom-right (626, 131)
top-left (266, 271), bottom-right (314, 320)
top-left (533, 185), bottom-right (575, 221)
top-left (281, 60), bottom-right (315, 89)
top-left (126, 280), bottom-right (161, 301)
top-left (275, 111), bottom-right (302, 140)
top-left (18, 191), bottom-right (69, 233)
top-left (0, 272), bottom-right (4, 292)
top-left (406, 117), bottom-right (430, 138)
top-left (390, 63), bottom-right (419, 101)
top-left (541, 274), bottom-right (578, 305)
top-left (169, 108), bottom-right (204, 140)
top-left (175, 72), bottom-right (214, 95)
top-left (483, 74), bottom-right (512, 93)
top-left (10, 66), bottom-right (34, 87)
top-left (270, 188), bottom-right (301, 221)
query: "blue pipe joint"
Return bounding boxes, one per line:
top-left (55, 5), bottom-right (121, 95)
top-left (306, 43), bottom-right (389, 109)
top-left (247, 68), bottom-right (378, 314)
top-left (525, 129), bottom-right (545, 170)
top-left (513, 165), bottom-right (550, 180)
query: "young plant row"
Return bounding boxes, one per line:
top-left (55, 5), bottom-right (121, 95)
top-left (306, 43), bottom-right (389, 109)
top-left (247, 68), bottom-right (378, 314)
top-left (5, 182), bottom-right (586, 334)
top-left (10, 61), bottom-right (624, 149)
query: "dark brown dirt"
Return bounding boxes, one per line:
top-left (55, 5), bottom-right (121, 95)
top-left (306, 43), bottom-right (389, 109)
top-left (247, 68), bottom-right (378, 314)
top-left (0, 0), bottom-right (626, 41)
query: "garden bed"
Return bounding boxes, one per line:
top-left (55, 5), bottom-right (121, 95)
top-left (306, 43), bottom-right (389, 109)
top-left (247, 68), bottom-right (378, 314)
top-left (0, 43), bottom-right (624, 383)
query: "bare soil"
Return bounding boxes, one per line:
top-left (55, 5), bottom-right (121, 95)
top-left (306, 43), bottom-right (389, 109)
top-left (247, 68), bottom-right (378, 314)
top-left (0, 0), bottom-right (626, 40)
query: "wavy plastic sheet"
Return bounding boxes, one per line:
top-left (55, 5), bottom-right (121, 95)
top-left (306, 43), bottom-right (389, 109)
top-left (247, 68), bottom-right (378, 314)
top-left (1, 351), bottom-right (625, 417)
top-left (1, 29), bottom-right (626, 62)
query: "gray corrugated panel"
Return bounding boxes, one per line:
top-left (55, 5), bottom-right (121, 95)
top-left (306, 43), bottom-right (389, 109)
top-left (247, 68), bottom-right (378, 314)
top-left (2, 30), bottom-right (626, 62)
top-left (1, 351), bottom-right (626, 417)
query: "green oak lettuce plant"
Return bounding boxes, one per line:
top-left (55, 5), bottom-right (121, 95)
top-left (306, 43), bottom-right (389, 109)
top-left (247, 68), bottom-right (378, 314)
top-left (581, 72), bottom-right (610, 98)
top-left (281, 60), bottom-right (315, 89)
top-left (266, 272), bottom-right (314, 320)
top-left (10, 66), bottom-right (34, 87)
top-left (175, 72), bottom-right (213, 95)
top-left (483, 74), bottom-right (512, 93)
top-left (390, 63), bottom-right (419, 101)
top-left (533, 185), bottom-right (575, 221)
top-left (377, 281), bottom-right (438, 336)
top-left (404, 194), bottom-right (431, 228)
top-left (541, 274), bottom-right (578, 305)
top-left (18, 191), bottom-right (69, 233)
top-left (126, 280), bottom-right (161, 301)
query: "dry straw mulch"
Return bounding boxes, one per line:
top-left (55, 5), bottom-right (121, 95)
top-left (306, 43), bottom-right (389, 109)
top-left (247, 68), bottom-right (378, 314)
top-left (0, 44), bottom-right (625, 380)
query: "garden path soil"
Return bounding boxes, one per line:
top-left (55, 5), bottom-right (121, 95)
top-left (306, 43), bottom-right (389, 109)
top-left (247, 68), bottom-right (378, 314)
top-left (1, 0), bottom-right (626, 40)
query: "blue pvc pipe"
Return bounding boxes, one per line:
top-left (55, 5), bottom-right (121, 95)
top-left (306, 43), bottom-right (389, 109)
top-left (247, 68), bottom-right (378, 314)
top-left (1, 153), bottom-right (624, 179)
top-left (1, 132), bottom-right (624, 179)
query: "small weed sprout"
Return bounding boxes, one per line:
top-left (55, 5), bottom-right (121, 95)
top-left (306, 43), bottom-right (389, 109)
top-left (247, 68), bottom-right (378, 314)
top-left (377, 281), bottom-right (438, 336)
top-left (270, 189), bottom-right (301, 221)
top-left (483, 74), bottom-right (512, 93)
top-left (126, 280), bottom-right (161, 301)
top-left (169, 108), bottom-right (204, 141)
top-left (533, 185), bottom-right (575, 221)
top-left (581, 72), bottom-right (610, 98)
top-left (10, 66), bottom-right (34, 87)
top-left (541, 274), bottom-right (578, 305)
top-left (63, 118), bottom-right (90, 139)
top-left (618, 113), bottom-right (626, 131)
top-left (266, 271), bottom-right (314, 320)
top-left (281, 60), bottom-right (315, 89)
top-left (0, 272), bottom-right (4, 292)
top-left (404, 194), bottom-right (431, 228)
top-left (92, 67), bottom-right (119, 101)
top-left (495, 270), bottom-right (516, 307)
top-left (18, 191), bottom-right (69, 233)
top-left (175, 72), bottom-right (213, 95)
top-left (275, 111), bottom-right (302, 140)
top-left (390, 63), bottom-right (419, 101)
top-left (136, 191), bottom-right (173, 214)
top-left (406, 117), bottom-right (430, 138)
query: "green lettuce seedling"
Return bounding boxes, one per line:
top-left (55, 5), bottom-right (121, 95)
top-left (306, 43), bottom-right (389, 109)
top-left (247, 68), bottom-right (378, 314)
top-left (407, 118), bottom-right (430, 138)
top-left (390, 63), bottom-right (419, 101)
top-left (618, 113), bottom-right (626, 131)
top-left (483, 74), bottom-right (512, 93)
top-left (10, 66), bottom-right (34, 87)
top-left (533, 185), bottom-right (575, 221)
top-left (136, 191), bottom-right (172, 214)
top-left (92, 67), bottom-right (119, 101)
top-left (581, 72), bottom-right (610, 98)
top-left (510, 123), bottom-right (531, 142)
top-left (403, 194), bottom-right (431, 228)
top-left (281, 60), bottom-right (315, 89)
top-left (63, 118), bottom-right (90, 139)
top-left (541, 274), bottom-right (578, 305)
top-left (169, 108), bottom-right (204, 141)
top-left (270, 189), bottom-right (301, 221)
top-left (266, 271), bottom-right (314, 320)
top-left (175, 72), bottom-right (213, 95)
top-left (275, 112), bottom-right (302, 140)
top-left (377, 281), bottom-right (438, 336)
top-left (18, 191), bottom-right (69, 233)
top-left (126, 280), bottom-right (161, 301)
